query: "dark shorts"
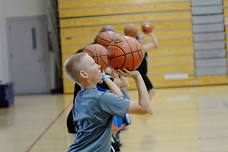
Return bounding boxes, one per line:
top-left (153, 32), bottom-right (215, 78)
top-left (141, 74), bottom-right (153, 91)
top-left (67, 109), bottom-right (77, 134)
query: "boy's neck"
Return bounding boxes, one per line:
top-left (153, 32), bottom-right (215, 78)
top-left (80, 81), bottom-right (97, 89)
top-left (81, 86), bottom-right (97, 90)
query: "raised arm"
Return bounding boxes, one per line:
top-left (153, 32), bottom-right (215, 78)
top-left (117, 69), bottom-right (152, 114)
top-left (143, 33), bottom-right (159, 51)
top-left (113, 75), bottom-right (129, 88)
top-left (105, 67), bottom-right (129, 88)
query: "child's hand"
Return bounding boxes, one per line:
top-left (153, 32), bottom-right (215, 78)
top-left (105, 67), bottom-right (119, 78)
top-left (110, 69), bottom-right (119, 78)
top-left (116, 69), bottom-right (140, 78)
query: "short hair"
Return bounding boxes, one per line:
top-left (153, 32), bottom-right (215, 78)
top-left (64, 52), bottom-right (87, 84)
top-left (75, 48), bottom-right (84, 54)
top-left (123, 23), bottom-right (138, 37)
top-left (99, 25), bottom-right (116, 33)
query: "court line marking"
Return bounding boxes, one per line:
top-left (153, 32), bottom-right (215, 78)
top-left (25, 103), bottom-right (72, 152)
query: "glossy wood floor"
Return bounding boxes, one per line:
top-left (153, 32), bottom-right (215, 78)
top-left (1, 85), bottom-right (228, 152)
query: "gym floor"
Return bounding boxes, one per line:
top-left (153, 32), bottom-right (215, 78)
top-left (0, 85), bottom-right (228, 152)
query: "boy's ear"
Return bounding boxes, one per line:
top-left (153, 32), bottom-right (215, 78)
top-left (80, 70), bottom-right (88, 79)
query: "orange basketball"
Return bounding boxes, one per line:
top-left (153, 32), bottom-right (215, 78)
top-left (123, 23), bottom-right (138, 37)
top-left (141, 22), bottom-right (153, 34)
top-left (107, 36), bottom-right (144, 70)
top-left (94, 31), bottom-right (123, 48)
top-left (83, 44), bottom-right (109, 71)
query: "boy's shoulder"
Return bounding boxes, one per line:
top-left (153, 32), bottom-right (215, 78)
top-left (77, 88), bottom-right (108, 99)
top-left (77, 88), bottom-right (121, 101)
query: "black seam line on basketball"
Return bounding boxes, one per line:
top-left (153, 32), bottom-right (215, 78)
top-left (99, 51), bottom-right (108, 66)
top-left (84, 49), bottom-right (93, 55)
top-left (100, 56), bottom-right (107, 66)
top-left (95, 46), bottom-right (107, 66)
top-left (108, 50), bottom-right (142, 59)
top-left (97, 37), bottom-right (110, 43)
top-left (135, 42), bottom-right (142, 61)
top-left (125, 39), bottom-right (134, 70)
top-left (93, 55), bottom-right (107, 57)
top-left (95, 46), bottom-right (98, 62)
top-left (99, 48), bottom-right (108, 66)
top-left (109, 44), bottom-right (126, 69)
top-left (136, 43), bottom-right (143, 69)
top-left (96, 46), bottom-right (103, 66)
top-left (84, 49), bottom-right (107, 58)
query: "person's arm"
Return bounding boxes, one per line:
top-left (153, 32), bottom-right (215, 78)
top-left (143, 33), bottom-right (159, 51)
top-left (117, 69), bottom-right (152, 114)
top-left (105, 67), bottom-right (128, 88)
top-left (113, 75), bottom-right (129, 88)
top-left (102, 74), bottom-right (124, 97)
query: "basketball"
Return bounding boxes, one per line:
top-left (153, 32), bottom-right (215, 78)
top-left (141, 22), bottom-right (153, 34)
top-left (83, 44), bottom-right (109, 71)
top-left (123, 23), bottom-right (138, 37)
top-left (107, 36), bottom-right (144, 70)
top-left (94, 31), bottom-right (123, 48)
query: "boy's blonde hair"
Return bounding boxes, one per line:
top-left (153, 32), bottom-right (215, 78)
top-left (64, 52), bottom-right (87, 84)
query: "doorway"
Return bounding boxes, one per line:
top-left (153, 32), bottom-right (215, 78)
top-left (7, 15), bottom-right (50, 94)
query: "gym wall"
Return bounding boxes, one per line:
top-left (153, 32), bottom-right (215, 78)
top-left (58, 0), bottom-right (228, 94)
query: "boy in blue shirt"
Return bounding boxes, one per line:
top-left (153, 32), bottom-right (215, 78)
top-left (64, 52), bottom-right (152, 152)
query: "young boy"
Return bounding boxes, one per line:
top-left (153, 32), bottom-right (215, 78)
top-left (64, 52), bottom-right (152, 152)
top-left (124, 23), bottom-right (159, 101)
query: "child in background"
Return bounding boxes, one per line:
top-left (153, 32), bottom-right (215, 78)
top-left (124, 23), bottom-right (159, 100)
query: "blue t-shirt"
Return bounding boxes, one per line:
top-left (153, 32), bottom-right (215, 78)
top-left (68, 88), bottom-right (130, 152)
